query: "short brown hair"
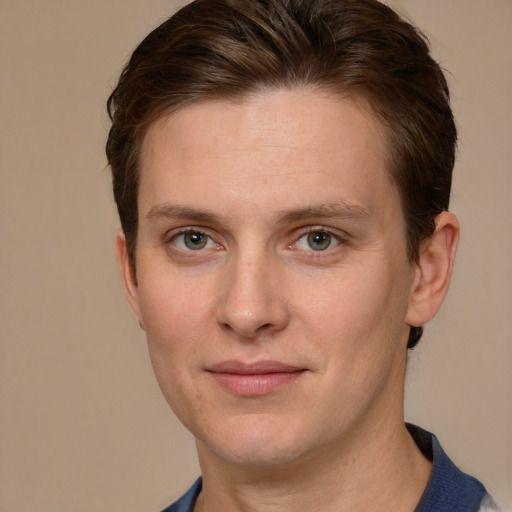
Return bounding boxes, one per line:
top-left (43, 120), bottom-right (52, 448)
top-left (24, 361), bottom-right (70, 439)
top-left (106, 0), bottom-right (457, 348)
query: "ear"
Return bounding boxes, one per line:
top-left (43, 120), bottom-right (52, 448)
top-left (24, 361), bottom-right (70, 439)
top-left (116, 230), bottom-right (143, 327)
top-left (406, 212), bottom-right (460, 328)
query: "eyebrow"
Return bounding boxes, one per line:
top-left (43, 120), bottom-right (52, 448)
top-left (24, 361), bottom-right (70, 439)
top-left (146, 201), bottom-right (371, 224)
top-left (275, 202), bottom-right (372, 224)
top-left (146, 204), bottom-right (217, 222)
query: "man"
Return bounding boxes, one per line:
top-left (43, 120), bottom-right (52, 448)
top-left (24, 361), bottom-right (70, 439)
top-left (106, 0), bottom-right (500, 510)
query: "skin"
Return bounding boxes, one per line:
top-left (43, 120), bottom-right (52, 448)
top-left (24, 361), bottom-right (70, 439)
top-left (117, 89), bottom-right (459, 511)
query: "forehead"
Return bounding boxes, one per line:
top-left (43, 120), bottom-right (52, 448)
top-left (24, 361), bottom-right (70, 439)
top-left (139, 89), bottom-right (399, 223)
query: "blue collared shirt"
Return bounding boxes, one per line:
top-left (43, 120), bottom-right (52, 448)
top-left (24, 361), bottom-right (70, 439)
top-left (162, 425), bottom-right (498, 512)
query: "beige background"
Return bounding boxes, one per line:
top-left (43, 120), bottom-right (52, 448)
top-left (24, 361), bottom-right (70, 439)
top-left (1, 0), bottom-right (510, 510)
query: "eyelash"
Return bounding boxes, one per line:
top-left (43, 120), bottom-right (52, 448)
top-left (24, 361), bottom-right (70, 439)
top-left (166, 227), bottom-right (221, 252)
top-left (291, 227), bottom-right (347, 253)
top-left (164, 226), bottom-right (349, 255)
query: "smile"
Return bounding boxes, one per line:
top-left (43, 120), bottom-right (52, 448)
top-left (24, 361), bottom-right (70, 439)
top-left (206, 361), bottom-right (306, 396)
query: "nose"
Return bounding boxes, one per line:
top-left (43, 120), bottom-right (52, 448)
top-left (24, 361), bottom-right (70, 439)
top-left (215, 252), bottom-right (290, 340)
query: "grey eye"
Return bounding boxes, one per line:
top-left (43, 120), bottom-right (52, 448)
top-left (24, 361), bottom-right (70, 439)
top-left (306, 231), bottom-right (332, 251)
top-left (173, 232), bottom-right (213, 250)
top-left (183, 232), bottom-right (208, 250)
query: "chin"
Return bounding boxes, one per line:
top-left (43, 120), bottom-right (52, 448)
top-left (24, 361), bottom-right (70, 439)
top-left (213, 440), bottom-right (306, 468)
top-left (197, 413), bottom-right (319, 468)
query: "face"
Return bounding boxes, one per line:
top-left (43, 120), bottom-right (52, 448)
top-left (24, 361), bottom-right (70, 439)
top-left (120, 89), bottom-right (421, 469)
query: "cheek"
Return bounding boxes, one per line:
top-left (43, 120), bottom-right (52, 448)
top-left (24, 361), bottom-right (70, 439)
top-left (298, 261), bottom-right (412, 357)
top-left (138, 265), bottom-right (215, 337)
top-left (299, 265), bottom-right (411, 414)
top-left (136, 271), bottom-right (214, 391)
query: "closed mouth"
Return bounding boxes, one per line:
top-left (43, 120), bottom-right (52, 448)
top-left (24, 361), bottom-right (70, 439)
top-left (206, 360), bottom-right (306, 396)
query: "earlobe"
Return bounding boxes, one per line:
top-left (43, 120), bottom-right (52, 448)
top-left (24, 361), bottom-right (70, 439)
top-left (406, 212), bottom-right (460, 328)
top-left (115, 230), bottom-right (143, 326)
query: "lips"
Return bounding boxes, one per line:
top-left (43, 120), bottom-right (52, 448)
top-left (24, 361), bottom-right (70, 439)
top-left (206, 360), bottom-right (306, 396)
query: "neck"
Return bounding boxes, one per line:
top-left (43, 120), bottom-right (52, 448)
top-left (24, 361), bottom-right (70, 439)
top-left (195, 415), bottom-right (431, 512)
